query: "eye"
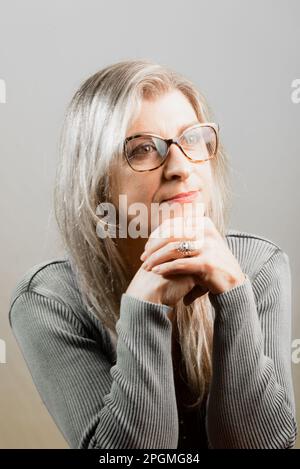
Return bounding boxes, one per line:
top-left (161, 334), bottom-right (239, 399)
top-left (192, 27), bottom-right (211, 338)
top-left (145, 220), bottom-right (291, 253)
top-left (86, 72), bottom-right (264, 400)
top-left (132, 143), bottom-right (156, 155)
top-left (183, 130), bottom-right (201, 145)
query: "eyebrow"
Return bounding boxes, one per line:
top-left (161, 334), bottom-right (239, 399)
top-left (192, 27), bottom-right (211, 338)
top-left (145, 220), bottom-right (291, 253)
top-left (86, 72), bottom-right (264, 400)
top-left (128, 120), bottom-right (200, 139)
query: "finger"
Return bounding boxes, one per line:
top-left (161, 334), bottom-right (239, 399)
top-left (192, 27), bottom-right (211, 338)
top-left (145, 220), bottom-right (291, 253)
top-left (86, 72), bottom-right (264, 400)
top-left (150, 256), bottom-right (206, 275)
top-left (147, 216), bottom-right (196, 243)
top-left (142, 239), bottom-right (203, 270)
top-left (141, 228), bottom-right (199, 262)
top-left (142, 218), bottom-right (201, 259)
top-left (147, 216), bottom-right (183, 241)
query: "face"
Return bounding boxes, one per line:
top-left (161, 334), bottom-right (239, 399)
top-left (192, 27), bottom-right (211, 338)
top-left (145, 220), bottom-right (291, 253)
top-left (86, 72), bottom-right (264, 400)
top-left (111, 89), bottom-right (214, 240)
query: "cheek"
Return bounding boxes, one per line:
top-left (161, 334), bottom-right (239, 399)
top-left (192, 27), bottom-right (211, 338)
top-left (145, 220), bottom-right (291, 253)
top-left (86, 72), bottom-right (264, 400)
top-left (195, 163), bottom-right (214, 208)
top-left (201, 161), bottom-right (213, 183)
top-left (126, 174), bottom-right (157, 205)
top-left (204, 165), bottom-right (214, 194)
top-left (114, 169), bottom-right (138, 200)
top-left (126, 177), bottom-right (160, 235)
top-left (116, 174), bottom-right (156, 217)
top-left (127, 181), bottom-right (152, 206)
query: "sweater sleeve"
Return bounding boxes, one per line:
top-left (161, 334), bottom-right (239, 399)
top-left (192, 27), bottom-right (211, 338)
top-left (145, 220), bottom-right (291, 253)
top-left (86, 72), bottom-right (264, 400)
top-left (206, 249), bottom-right (298, 448)
top-left (9, 291), bottom-right (178, 449)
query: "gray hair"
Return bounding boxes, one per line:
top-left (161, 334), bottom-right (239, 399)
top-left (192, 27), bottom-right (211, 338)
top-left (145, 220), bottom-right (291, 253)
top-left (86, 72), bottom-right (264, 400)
top-left (54, 58), bottom-right (232, 409)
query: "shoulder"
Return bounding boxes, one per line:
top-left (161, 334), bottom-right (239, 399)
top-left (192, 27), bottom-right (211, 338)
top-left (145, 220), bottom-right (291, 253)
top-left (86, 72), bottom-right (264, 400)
top-left (225, 228), bottom-right (290, 281)
top-left (8, 258), bottom-right (105, 341)
top-left (9, 258), bottom-right (73, 306)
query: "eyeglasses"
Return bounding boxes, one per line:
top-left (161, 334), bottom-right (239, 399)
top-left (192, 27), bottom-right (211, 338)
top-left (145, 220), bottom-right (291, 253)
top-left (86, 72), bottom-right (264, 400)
top-left (123, 122), bottom-right (220, 172)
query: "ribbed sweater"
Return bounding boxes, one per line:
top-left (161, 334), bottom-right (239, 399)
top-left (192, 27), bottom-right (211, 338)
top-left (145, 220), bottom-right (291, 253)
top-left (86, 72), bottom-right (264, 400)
top-left (8, 229), bottom-right (298, 449)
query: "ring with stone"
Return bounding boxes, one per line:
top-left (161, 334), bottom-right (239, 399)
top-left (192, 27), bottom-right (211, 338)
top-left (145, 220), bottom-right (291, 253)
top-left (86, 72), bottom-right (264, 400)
top-left (176, 240), bottom-right (198, 257)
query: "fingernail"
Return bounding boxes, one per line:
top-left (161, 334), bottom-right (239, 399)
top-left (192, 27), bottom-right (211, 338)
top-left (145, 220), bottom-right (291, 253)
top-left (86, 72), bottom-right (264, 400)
top-left (140, 252), bottom-right (146, 261)
top-left (152, 265), bottom-right (161, 273)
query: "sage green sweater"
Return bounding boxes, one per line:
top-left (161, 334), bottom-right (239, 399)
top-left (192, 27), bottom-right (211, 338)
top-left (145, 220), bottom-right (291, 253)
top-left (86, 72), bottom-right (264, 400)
top-left (8, 229), bottom-right (298, 449)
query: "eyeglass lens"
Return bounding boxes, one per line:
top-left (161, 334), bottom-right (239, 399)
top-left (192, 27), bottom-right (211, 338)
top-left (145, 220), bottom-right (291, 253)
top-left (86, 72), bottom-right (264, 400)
top-left (125, 125), bottom-right (217, 171)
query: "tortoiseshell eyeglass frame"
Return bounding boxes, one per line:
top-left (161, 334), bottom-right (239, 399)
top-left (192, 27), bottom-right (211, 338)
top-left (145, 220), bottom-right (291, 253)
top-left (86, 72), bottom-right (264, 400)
top-left (123, 122), bottom-right (220, 172)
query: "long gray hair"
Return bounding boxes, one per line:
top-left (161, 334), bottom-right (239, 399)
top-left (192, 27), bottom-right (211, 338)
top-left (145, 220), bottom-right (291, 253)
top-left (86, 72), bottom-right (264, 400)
top-left (54, 59), bottom-right (232, 409)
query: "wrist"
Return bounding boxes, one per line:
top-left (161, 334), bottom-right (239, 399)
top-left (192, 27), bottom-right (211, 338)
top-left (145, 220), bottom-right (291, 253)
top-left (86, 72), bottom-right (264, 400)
top-left (210, 272), bottom-right (246, 295)
top-left (125, 288), bottom-right (162, 306)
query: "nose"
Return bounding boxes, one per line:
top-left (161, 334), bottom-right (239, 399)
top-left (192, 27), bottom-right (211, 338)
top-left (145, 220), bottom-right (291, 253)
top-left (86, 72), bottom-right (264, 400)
top-left (162, 143), bottom-right (192, 180)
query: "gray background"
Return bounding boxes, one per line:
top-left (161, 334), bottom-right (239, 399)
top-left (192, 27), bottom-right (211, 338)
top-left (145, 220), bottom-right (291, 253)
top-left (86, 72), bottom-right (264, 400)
top-left (0, 0), bottom-right (299, 448)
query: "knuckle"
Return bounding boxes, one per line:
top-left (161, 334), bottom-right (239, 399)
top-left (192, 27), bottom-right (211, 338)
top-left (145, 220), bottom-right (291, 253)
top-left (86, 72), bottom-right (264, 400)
top-left (174, 261), bottom-right (185, 270)
top-left (189, 276), bottom-right (196, 289)
top-left (204, 261), bottom-right (213, 274)
top-left (171, 241), bottom-right (181, 253)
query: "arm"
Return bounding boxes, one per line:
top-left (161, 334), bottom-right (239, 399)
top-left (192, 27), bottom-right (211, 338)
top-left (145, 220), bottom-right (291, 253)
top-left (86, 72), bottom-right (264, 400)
top-left (206, 249), bottom-right (298, 448)
top-left (9, 291), bottom-right (178, 449)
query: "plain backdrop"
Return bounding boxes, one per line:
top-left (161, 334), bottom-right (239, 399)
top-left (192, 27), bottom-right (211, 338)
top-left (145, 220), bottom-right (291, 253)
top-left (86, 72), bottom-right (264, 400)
top-left (0, 0), bottom-right (299, 449)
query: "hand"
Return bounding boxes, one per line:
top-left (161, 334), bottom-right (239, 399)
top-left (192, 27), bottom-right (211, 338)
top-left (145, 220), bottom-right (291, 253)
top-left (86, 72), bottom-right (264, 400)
top-left (125, 262), bottom-right (205, 311)
top-left (140, 215), bottom-right (246, 297)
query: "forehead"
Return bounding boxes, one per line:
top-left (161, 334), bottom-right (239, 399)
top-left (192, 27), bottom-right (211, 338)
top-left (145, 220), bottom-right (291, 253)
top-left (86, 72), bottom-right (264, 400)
top-left (126, 89), bottom-right (199, 139)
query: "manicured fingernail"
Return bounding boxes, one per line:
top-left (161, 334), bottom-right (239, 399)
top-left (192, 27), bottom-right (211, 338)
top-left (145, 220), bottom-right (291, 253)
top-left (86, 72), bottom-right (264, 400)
top-left (142, 262), bottom-right (150, 271)
top-left (140, 252), bottom-right (146, 261)
top-left (152, 265), bottom-right (161, 273)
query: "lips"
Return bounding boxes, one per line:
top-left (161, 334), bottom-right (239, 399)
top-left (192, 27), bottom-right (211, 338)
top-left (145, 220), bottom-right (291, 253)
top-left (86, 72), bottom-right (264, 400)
top-left (162, 190), bottom-right (200, 203)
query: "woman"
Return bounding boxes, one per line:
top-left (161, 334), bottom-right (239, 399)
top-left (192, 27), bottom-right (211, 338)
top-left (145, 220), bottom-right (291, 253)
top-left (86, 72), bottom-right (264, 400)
top-left (8, 59), bottom-right (297, 449)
